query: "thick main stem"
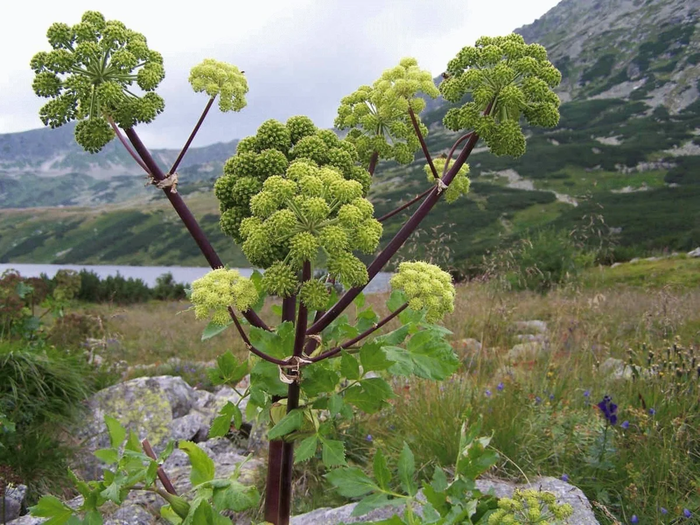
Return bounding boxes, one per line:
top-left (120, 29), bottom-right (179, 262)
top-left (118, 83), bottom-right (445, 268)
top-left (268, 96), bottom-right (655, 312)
top-left (278, 263), bottom-right (311, 525)
top-left (264, 296), bottom-right (298, 524)
top-left (124, 127), bottom-right (269, 332)
top-left (307, 132), bottom-right (480, 336)
top-left (368, 151), bottom-right (379, 176)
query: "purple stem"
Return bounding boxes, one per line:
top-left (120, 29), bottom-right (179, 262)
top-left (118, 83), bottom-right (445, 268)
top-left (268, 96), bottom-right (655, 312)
top-left (307, 131), bottom-right (481, 337)
top-left (169, 96), bottom-right (215, 175)
top-left (378, 186), bottom-right (433, 223)
top-left (311, 302), bottom-right (408, 362)
top-left (368, 151), bottom-right (379, 176)
top-left (124, 127), bottom-right (270, 332)
top-left (408, 107), bottom-right (438, 179)
top-left (106, 117), bottom-right (151, 174)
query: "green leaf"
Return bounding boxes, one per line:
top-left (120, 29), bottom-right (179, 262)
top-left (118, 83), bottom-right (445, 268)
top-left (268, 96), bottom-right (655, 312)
top-left (373, 449), bottom-right (391, 490)
top-left (351, 493), bottom-right (400, 517)
top-left (383, 346), bottom-right (415, 377)
top-left (209, 352), bottom-right (249, 385)
top-left (354, 292), bottom-right (366, 308)
top-left (328, 394), bottom-right (344, 417)
top-left (340, 351), bottom-right (361, 380)
top-left (251, 360), bottom-right (287, 397)
top-left (30, 495), bottom-right (74, 524)
top-left (398, 442), bottom-right (416, 496)
top-left (209, 402), bottom-right (243, 438)
top-left (375, 324), bottom-right (410, 346)
top-left (387, 290), bottom-right (407, 312)
top-left (158, 440), bottom-right (176, 463)
top-left (360, 343), bottom-right (394, 372)
top-left (201, 321), bottom-right (232, 341)
top-left (294, 435), bottom-right (318, 463)
top-left (250, 270), bottom-right (266, 311)
top-left (431, 467), bottom-right (448, 492)
top-left (94, 448), bottom-right (118, 464)
top-left (161, 504), bottom-right (183, 525)
top-left (271, 304), bottom-right (282, 317)
top-left (268, 409), bottom-right (303, 440)
top-left (406, 330), bottom-right (460, 380)
top-left (321, 439), bottom-right (347, 467)
top-left (301, 362), bottom-right (340, 397)
top-left (326, 467), bottom-right (378, 498)
top-left (100, 481), bottom-right (123, 504)
top-left (179, 441), bottom-right (215, 486)
top-left (356, 306), bottom-right (379, 333)
top-left (212, 480), bottom-right (261, 512)
top-left (104, 415), bottom-right (125, 449)
top-left (250, 322), bottom-right (294, 358)
top-left (344, 378), bottom-right (393, 413)
top-left (82, 510), bottom-right (104, 525)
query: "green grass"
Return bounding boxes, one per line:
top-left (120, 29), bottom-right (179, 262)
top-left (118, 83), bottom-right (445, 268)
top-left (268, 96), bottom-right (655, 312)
top-left (583, 256), bottom-right (700, 289)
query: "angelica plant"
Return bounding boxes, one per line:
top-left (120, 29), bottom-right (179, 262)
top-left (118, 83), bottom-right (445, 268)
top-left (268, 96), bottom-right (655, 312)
top-left (30, 12), bottom-right (561, 525)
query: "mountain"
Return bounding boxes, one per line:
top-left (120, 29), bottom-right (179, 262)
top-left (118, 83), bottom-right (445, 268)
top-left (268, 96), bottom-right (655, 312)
top-left (1, 0), bottom-right (699, 268)
top-left (0, 123), bottom-right (237, 208)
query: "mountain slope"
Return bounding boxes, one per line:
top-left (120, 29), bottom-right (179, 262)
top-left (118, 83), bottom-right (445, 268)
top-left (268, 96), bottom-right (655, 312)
top-left (1, 0), bottom-right (699, 268)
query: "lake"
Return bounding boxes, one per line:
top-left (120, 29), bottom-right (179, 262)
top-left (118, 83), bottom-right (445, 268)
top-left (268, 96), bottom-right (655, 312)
top-left (0, 263), bottom-right (393, 293)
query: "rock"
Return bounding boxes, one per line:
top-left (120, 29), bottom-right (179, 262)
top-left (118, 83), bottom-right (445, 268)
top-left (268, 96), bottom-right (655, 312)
top-left (507, 342), bottom-right (548, 362)
top-left (514, 320), bottom-right (548, 334)
top-left (476, 477), bottom-right (599, 525)
top-left (515, 333), bottom-right (547, 343)
top-left (599, 357), bottom-right (634, 380)
top-left (458, 338), bottom-right (482, 353)
top-left (8, 496), bottom-right (82, 525)
top-left (73, 376), bottom-right (196, 479)
top-left (2, 484), bottom-right (26, 522)
top-left (104, 504), bottom-right (155, 525)
top-left (688, 247), bottom-right (700, 258)
top-left (291, 477), bottom-right (599, 524)
top-left (170, 411), bottom-right (209, 442)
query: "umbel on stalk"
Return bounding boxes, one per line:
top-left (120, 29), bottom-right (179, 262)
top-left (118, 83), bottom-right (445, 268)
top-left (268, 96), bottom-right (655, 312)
top-left (29, 13), bottom-right (561, 525)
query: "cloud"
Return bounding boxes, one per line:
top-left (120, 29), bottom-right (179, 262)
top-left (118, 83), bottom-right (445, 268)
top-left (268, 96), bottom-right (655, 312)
top-left (1, 0), bottom-right (560, 148)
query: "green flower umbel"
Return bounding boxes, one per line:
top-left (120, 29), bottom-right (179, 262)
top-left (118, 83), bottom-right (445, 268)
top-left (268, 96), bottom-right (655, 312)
top-left (189, 59), bottom-right (248, 113)
top-left (440, 34), bottom-right (561, 158)
top-left (425, 159), bottom-right (470, 204)
top-left (390, 261), bottom-right (455, 322)
top-left (31, 11), bottom-right (165, 153)
top-left (190, 268), bottom-right (258, 325)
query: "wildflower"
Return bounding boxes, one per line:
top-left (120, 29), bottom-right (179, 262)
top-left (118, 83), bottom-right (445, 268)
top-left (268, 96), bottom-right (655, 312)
top-left (649, 408), bottom-right (656, 416)
top-left (549, 393), bottom-right (555, 401)
top-left (631, 515), bottom-right (638, 524)
top-left (497, 382), bottom-right (505, 392)
top-left (365, 434), bottom-right (373, 442)
top-left (684, 509), bottom-right (692, 518)
top-left (561, 474), bottom-right (569, 482)
top-left (485, 389), bottom-right (492, 397)
top-left (621, 420), bottom-right (630, 430)
top-left (535, 396), bottom-right (542, 405)
top-left (584, 389), bottom-right (590, 398)
top-left (660, 508), bottom-right (668, 515)
top-left (597, 395), bottom-right (618, 426)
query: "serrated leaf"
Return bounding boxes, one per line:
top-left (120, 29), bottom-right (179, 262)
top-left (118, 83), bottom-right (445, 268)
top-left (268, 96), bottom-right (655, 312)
top-left (387, 290), bottom-right (407, 312)
top-left (212, 480), bottom-right (260, 512)
top-left (356, 306), bottom-right (379, 333)
top-left (201, 321), bottom-right (232, 341)
top-left (124, 430), bottom-right (141, 452)
top-left (251, 360), bottom-right (287, 397)
top-left (145, 460), bottom-right (159, 486)
top-left (268, 409), bottom-right (303, 440)
top-left (209, 402), bottom-right (242, 438)
top-left (158, 440), bottom-right (176, 463)
top-left (375, 324), bottom-right (410, 346)
top-left (250, 322), bottom-right (294, 358)
top-left (30, 495), bottom-right (74, 524)
top-left (340, 351), bottom-right (361, 380)
top-left (398, 442), bottom-right (416, 496)
top-left (104, 416), bottom-right (125, 449)
top-left (431, 466), bottom-right (448, 492)
top-left (328, 394), bottom-right (344, 417)
top-left (94, 448), bottom-right (118, 464)
top-left (100, 481), bottom-right (123, 504)
top-left (294, 435), bottom-right (318, 463)
top-left (82, 510), bottom-right (104, 525)
top-left (321, 439), bottom-right (347, 467)
top-left (360, 343), bottom-right (394, 372)
top-left (326, 467), bottom-right (378, 498)
top-left (373, 449), bottom-right (391, 490)
top-left (351, 493), bottom-right (398, 517)
top-left (354, 292), bottom-right (366, 308)
top-left (179, 441), bottom-right (215, 486)
top-left (301, 362), bottom-right (340, 397)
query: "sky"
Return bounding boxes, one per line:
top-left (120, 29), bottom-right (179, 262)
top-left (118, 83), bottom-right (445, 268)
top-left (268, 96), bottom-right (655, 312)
top-left (0, 0), bottom-right (560, 149)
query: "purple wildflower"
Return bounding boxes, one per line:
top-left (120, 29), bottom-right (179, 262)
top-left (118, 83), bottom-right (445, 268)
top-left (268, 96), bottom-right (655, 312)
top-left (649, 408), bottom-right (656, 416)
top-left (497, 382), bottom-right (505, 392)
top-left (660, 508), bottom-right (668, 515)
top-left (684, 509), bottom-right (692, 519)
top-left (549, 393), bottom-right (555, 401)
top-left (535, 396), bottom-right (542, 405)
top-left (631, 515), bottom-right (638, 524)
top-left (365, 434), bottom-right (373, 442)
top-left (621, 420), bottom-right (630, 430)
top-left (597, 395), bottom-right (618, 425)
top-left (561, 474), bottom-right (569, 482)
top-left (584, 389), bottom-right (591, 398)
top-left (485, 389), bottom-right (492, 397)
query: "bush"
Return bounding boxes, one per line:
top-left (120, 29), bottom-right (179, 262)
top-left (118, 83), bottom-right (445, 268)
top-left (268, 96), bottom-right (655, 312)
top-left (0, 341), bottom-right (93, 499)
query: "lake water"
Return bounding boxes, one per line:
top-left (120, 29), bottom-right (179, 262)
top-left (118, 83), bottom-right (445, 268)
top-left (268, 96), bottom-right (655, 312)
top-left (0, 263), bottom-right (393, 293)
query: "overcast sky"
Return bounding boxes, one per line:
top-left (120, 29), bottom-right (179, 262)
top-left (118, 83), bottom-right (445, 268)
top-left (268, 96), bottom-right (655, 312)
top-left (0, 0), bottom-right (560, 149)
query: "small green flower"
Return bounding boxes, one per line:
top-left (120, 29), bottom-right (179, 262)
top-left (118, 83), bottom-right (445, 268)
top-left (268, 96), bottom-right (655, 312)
top-left (299, 279), bottom-right (330, 310)
top-left (488, 489), bottom-right (573, 524)
top-left (441, 33), bottom-right (561, 158)
top-left (425, 159), bottom-right (471, 203)
top-left (261, 261), bottom-right (298, 297)
top-left (31, 11), bottom-right (166, 152)
top-left (188, 58), bottom-right (248, 112)
top-left (391, 261), bottom-right (455, 322)
top-left (190, 268), bottom-right (258, 324)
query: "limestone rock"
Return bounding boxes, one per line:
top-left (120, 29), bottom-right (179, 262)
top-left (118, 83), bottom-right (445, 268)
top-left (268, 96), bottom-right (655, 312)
top-left (599, 357), bottom-right (634, 380)
top-left (507, 341), bottom-right (548, 362)
top-left (688, 247), bottom-right (700, 258)
top-left (2, 484), bottom-right (26, 522)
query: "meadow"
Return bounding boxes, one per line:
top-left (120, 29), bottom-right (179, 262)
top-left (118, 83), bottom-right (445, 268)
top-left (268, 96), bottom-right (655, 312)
top-left (2, 259), bottom-right (699, 524)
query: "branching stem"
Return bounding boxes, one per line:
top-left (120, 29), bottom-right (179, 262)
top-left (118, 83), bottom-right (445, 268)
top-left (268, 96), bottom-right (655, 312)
top-left (106, 117), bottom-right (151, 174)
top-left (169, 96), bottom-right (216, 175)
top-left (378, 186), bottom-right (433, 223)
top-left (408, 107), bottom-right (438, 179)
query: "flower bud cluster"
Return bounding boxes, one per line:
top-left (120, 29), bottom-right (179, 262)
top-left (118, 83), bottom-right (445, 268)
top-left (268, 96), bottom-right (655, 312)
top-left (31, 11), bottom-right (166, 152)
top-left (440, 34), bottom-right (561, 158)
top-left (390, 261), bottom-right (455, 322)
top-left (189, 59), bottom-right (248, 113)
top-left (425, 159), bottom-right (471, 204)
top-left (190, 268), bottom-right (258, 324)
top-left (488, 489), bottom-right (574, 524)
top-left (335, 58), bottom-right (439, 166)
